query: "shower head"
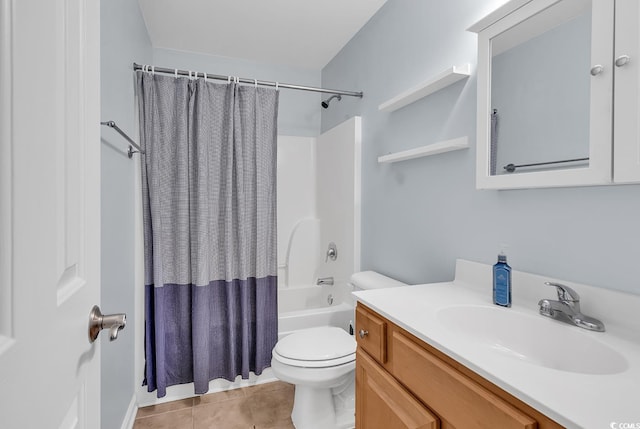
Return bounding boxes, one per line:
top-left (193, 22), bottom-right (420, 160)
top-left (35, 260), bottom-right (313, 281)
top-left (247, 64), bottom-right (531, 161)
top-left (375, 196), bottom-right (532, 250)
top-left (321, 94), bottom-right (342, 109)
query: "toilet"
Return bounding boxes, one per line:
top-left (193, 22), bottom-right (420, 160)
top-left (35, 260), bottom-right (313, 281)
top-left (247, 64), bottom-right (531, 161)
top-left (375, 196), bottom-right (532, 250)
top-left (271, 271), bottom-right (407, 429)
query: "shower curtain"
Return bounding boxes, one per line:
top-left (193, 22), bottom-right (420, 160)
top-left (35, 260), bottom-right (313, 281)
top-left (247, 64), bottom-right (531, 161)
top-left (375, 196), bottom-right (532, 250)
top-left (136, 71), bottom-right (279, 398)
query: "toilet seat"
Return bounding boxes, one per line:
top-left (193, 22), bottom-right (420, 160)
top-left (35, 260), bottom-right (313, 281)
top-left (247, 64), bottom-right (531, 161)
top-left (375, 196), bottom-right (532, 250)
top-left (273, 350), bottom-right (355, 368)
top-left (273, 327), bottom-right (356, 368)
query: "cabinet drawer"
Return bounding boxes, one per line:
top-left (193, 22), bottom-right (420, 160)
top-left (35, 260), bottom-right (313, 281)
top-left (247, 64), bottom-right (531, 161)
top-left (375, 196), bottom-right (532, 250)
top-left (356, 305), bottom-right (387, 363)
top-left (357, 349), bottom-right (439, 429)
top-left (392, 332), bottom-right (537, 429)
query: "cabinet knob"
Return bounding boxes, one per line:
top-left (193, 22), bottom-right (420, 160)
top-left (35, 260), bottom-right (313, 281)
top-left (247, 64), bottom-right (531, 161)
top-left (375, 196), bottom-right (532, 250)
top-left (590, 65), bottom-right (604, 76)
top-left (615, 55), bottom-right (631, 67)
top-left (358, 329), bottom-right (369, 339)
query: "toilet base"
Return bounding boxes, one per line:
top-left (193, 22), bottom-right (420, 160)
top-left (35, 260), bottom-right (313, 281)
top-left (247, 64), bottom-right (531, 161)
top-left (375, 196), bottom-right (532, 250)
top-left (291, 382), bottom-right (354, 429)
top-left (333, 378), bottom-right (355, 429)
top-left (292, 385), bottom-right (335, 429)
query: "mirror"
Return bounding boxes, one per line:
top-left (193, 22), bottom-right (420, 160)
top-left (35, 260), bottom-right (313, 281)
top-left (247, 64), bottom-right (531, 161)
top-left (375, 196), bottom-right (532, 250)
top-left (490, 0), bottom-right (591, 176)
top-left (471, 0), bottom-right (614, 189)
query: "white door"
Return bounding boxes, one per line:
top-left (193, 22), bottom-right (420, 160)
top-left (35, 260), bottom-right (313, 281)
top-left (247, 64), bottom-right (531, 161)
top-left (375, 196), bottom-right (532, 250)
top-left (0, 1), bottom-right (102, 428)
top-left (614, 0), bottom-right (640, 183)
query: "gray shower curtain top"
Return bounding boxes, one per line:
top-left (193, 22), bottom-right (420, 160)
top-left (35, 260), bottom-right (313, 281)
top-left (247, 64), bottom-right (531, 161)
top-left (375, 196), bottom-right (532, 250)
top-left (136, 71), bottom-right (279, 397)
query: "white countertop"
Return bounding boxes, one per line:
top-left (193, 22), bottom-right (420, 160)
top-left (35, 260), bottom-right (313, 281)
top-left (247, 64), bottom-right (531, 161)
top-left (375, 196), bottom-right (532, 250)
top-left (353, 260), bottom-right (640, 429)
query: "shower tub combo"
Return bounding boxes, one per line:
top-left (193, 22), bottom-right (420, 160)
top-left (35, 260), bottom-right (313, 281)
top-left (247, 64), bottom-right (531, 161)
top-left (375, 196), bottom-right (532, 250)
top-left (276, 213), bottom-right (355, 339)
top-left (277, 283), bottom-right (354, 339)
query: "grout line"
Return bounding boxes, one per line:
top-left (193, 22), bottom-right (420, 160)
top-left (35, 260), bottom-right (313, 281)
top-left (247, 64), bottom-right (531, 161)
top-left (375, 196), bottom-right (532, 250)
top-left (134, 407), bottom-right (191, 421)
top-left (134, 398), bottom-right (194, 420)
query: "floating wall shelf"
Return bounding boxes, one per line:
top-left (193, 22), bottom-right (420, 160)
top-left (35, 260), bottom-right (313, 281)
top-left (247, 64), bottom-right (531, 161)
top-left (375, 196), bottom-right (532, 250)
top-left (378, 64), bottom-right (471, 112)
top-left (378, 136), bottom-right (469, 164)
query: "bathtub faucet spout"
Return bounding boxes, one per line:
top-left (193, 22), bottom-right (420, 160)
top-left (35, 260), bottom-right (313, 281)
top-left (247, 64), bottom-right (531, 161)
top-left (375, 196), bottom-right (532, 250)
top-left (316, 276), bottom-right (334, 286)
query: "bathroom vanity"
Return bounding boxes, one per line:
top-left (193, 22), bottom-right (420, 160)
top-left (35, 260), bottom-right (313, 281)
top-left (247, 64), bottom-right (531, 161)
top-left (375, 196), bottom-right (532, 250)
top-left (355, 304), bottom-right (557, 428)
top-left (353, 260), bottom-right (640, 428)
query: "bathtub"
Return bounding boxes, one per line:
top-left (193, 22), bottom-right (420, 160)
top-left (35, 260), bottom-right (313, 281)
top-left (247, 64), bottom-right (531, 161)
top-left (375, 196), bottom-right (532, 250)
top-left (277, 284), bottom-right (354, 339)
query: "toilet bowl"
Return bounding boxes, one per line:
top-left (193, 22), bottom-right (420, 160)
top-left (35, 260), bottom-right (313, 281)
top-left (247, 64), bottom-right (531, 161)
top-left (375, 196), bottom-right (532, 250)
top-left (271, 271), bottom-right (408, 429)
top-left (271, 327), bottom-right (356, 429)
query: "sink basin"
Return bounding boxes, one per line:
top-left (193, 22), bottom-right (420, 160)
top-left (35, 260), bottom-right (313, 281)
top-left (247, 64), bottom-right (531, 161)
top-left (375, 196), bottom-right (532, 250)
top-left (437, 305), bottom-right (627, 375)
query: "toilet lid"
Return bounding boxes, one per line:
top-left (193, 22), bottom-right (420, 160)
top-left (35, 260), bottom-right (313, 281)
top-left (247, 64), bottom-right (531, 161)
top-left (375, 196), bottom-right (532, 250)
top-left (274, 327), bottom-right (356, 362)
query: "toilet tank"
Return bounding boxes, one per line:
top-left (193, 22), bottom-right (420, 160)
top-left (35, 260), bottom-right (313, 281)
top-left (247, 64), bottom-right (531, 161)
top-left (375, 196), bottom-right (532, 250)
top-left (349, 271), bottom-right (407, 291)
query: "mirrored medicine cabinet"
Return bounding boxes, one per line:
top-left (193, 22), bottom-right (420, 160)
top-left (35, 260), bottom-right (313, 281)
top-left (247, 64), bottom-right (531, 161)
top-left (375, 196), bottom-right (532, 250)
top-left (469, 0), bottom-right (640, 189)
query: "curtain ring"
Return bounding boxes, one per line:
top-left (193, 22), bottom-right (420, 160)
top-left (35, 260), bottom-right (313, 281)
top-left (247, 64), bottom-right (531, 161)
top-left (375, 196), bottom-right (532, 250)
top-left (236, 76), bottom-right (239, 84)
top-left (151, 66), bottom-right (155, 75)
top-left (204, 72), bottom-right (207, 82)
top-left (254, 79), bottom-right (258, 88)
top-left (228, 75), bottom-right (232, 84)
top-left (275, 82), bottom-right (279, 91)
top-left (175, 69), bottom-right (178, 79)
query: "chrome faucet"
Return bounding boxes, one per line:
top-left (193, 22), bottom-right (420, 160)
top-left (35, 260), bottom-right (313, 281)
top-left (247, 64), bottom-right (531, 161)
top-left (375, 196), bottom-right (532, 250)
top-left (538, 282), bottom-right (605, 332)
top-left (316, 276), bottom-right (334, 286)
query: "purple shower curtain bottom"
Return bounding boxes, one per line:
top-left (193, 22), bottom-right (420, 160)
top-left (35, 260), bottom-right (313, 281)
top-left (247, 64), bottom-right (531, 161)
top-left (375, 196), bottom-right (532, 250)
top-left (143, 275), bottom-right (278, 397)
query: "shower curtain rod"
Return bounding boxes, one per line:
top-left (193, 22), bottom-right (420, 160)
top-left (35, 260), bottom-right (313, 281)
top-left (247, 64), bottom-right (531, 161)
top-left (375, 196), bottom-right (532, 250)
top-left (133, 63), bottom-right (364, 98)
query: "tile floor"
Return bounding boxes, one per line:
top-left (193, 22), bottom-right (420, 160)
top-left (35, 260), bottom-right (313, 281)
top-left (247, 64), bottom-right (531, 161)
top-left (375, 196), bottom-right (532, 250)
top-left (133, 381), bottom-right (295, 429)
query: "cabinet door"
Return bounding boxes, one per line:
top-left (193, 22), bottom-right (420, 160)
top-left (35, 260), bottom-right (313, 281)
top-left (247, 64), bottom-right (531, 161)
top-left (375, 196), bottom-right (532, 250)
top-left (392, 332), bottom-right (537, 429)
top-left (614, 0), bottom-right (640, 183)
top-left (356, 349), bottom-right (439, 429)
top-left (356, 305), bottom-right (388, 364)
top-left (474, 0), bottom-right (614, 189)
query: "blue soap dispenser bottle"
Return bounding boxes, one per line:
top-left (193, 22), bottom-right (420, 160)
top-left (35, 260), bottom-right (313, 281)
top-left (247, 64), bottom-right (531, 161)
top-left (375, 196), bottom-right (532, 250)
top-left (493, 253), bottom-right (511, 307)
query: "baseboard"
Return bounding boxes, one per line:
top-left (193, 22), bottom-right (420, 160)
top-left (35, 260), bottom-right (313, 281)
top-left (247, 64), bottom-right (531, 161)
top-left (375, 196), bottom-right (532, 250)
top-left (136, 369), bottom-right (278, 408)
top-left (120, 394), bottom-right (138, 429)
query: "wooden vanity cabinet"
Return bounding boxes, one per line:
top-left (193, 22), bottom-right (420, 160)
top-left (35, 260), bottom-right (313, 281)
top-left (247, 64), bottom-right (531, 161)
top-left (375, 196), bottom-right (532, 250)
top-left (355, 303), bottom-right (564, 429)
top-left (355, 305), bottom-right (388, 363)
top-left (357, 349), bottom-right (439, 429)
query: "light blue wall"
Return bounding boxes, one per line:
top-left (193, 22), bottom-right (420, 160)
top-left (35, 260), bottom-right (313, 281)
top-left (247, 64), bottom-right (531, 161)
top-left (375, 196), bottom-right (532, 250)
top-left (322, 0), bottom-right (640, 295)
top-left (152, 48), bottom-right (322, 137)
top-left (100, 1), bottom-right (151, 428)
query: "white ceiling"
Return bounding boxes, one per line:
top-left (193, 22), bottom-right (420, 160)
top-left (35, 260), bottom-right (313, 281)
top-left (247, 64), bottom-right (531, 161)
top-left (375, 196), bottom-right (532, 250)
top-left (138, 0), bottom-right (388, 70)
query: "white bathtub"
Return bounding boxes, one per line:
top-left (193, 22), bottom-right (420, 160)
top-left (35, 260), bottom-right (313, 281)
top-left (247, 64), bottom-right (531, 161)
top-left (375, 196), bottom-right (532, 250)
top-left (277, 284), bottom-right (354, 339)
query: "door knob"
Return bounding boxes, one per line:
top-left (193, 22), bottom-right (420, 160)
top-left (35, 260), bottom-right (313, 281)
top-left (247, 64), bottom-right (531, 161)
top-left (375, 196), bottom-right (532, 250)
top-left (358, 329), bottom-right (369, 339)
top-left (88, 305), bottom-right (126, 343)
